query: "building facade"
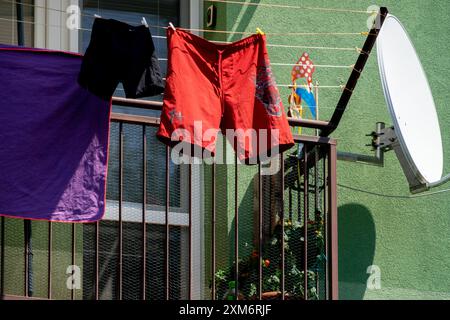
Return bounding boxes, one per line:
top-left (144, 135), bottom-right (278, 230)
top-left (0, 0), bottom-right (449, 300)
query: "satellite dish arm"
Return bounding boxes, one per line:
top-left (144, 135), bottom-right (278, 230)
top-left (320, 7), bottom-right (389, 137)
top-left (411, 174), bottom-right (450, 194)
top-left (428, 174), bottom-right (450, 189)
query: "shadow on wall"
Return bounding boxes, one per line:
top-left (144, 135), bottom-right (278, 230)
top-left (338, 203), bottom-right (376, 300)
top-left (228, 171), bottom-right (256, 263)
top-left (228, 0), bottom-right (261, 42)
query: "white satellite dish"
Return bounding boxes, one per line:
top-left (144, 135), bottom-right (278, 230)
top-left (377, 14), bottom-right (449, 193)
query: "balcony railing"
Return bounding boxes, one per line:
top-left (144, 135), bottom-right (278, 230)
top-left (0, 97), bottom-right (338, 300)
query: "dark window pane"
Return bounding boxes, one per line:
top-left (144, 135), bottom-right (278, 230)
top-left (0, 0), bottom-right (34, 46)
top-left (80, 0), bottom-right (179, 103)
top-left (82, 221), bottom-right (188, 300)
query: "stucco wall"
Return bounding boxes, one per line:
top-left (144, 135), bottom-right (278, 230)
top-left (205, 0), bottom-right (450, 299)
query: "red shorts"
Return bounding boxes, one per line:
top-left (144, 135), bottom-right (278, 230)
top-left (157, 28), bottom-right (294, 162)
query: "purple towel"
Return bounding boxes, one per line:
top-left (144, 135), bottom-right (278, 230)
top-left (0, 46), bottom-right (111, 222)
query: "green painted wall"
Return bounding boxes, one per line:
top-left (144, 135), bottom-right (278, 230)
top-left (206, 0), bottom-right (450, 299)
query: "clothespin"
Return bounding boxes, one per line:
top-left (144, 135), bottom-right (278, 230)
top-left (256, 28), bottom-right (265, 35)
top-left (141, 17), bottom-right (149, 28)
top-left (169, 22), bottom-right (176, 31)
top-left (94, 14), bottom-right (102, 18)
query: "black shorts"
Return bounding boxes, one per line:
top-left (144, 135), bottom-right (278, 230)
top-left (78, 18), bottom-right (165, 100)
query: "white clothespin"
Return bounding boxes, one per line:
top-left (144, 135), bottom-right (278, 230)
top-left (169, 22), bottom-right (176, 31)
top-left (94, 14), bottom-right (102, 18)
top-left (141, 17), bottom-right (149, 28)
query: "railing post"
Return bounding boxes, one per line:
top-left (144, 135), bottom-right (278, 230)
top-left (328, 143), bottom-right (339, 300)
top-left (211, 162), bottom-right (216, 300)
top-left (1, 217), bottom-right (4, 299)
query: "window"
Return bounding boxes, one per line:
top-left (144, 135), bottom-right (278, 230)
top-left (0, 0), bottom-right (205, 300)
top-left (77, 1), bottom-right (204, 300)
top-left (0, 0), bottom-right (34, 46)
top-left (80, 0), bottom-right (180, 108)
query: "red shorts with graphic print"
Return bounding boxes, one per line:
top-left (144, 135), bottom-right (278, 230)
top-left (157, 28), bottom-right (294, 163)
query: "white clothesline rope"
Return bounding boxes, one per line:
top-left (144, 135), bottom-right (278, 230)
top-left (271, 62), bottom-right (353, 69)
top-left (210, 40), bottom-right (361, 52)
top-left (177, 27), bottom-right (367, 36)
top-left (2, 0), bottom-right (372, 36)
top-left (205, 0), bottom-right (374, 14)
top-left (158, 78), bottom-right (344, 88)
top-left (0, 17), bottom-right (358, 69)
top-left (4, 0), bottom-right (377, 17)
top-left (0, 16), bottom-right (365, 51)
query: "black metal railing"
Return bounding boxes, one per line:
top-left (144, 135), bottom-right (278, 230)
top-left (0, 98), bottom-right (338, 300)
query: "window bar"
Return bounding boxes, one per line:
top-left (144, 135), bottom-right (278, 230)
top-left (71, 224), bottom-right (76, 300)
top-left (47, 222), bottom-right (52, 299)
top-left (234, 151), bottom-right (239, 300)
top-left (95, 221), bottom-right (99, 300)
top-left (211, 162), bottom-right (216, 300)
top-left (118, 122), bottom-right (124, 300)
top-left (328, 144), bottom-right (339, 300)
top-left (303, 144), bottom-right (309, 300)
top-left (323, 150), bottom-right (329, 300)
top-left (1, 217), bottom-right (4, 298)
top-left (314, 84), bottom-right (321, 298)
top-left (288, 183), bottom-right (293, 221)
top-left (165, 145), bottom-right (170, 300)
top-left (297, 156), bottom-right (302, 223)
top-left (15, 0), bottom-right (24, 47)
top-left (258, 163), bottom-right (263, 300)
top-left (280, 153), bottom-right (286, 300)
top-left (142, 125), bottom-right (147, 300)
top-left (314, 147), bottom-right (320, 297)
top-left (188, 159), bottom-right (193, 300)
top-left (24, 220), bottom-right (29, 297)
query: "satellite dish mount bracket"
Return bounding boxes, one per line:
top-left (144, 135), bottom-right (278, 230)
top-left (337, 122), bottom-right (396, 167)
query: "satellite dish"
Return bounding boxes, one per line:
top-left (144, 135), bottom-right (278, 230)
top-left (377, 14), bottom-right (449, 193)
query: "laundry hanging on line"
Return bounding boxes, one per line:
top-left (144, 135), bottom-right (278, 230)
top-left (157, 28), bottom-right (294, 162)
top-left (78, 18), bottom-right (165, 100)
top-left (0, 18), bottom-right (296, 223)
top-left (0, 45), bottom-right (110, 223)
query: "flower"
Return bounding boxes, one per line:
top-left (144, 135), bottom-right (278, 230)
top-left (264, 259), bottom-right (270, 268)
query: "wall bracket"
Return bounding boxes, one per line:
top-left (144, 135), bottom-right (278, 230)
top-left (337, 122), bottom-right (396, 167)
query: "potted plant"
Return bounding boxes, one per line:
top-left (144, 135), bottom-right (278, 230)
top-left (213, 216), bottom-right (326, 300)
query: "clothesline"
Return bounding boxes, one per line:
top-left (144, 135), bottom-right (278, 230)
top-left (159, 79), bottom-right (345, 89)
top-left (4, 0), bottom-right (378, 17)
top-left (155, 57), bottom-right (352, 69)
top-left (0, 16), bottom-right (367, 52)
top-left (271, 62), bottom-right (353, 69)
top-left (266, 43), bottom-right (359, 52)
top-left (0, 16), bottom-right (360, 69)
top-left (2, 0), bottom-right (373, 37)
top-left (115, 83), bottom-right (347, 95)
top-left (158, 77), bottom-right (344, 88)
top-left (177, 27), bottom-right (369, 37)
top-left (210, 40), bottom-right (361, 52)
top-left (206, 0), bottom-right (376, 14)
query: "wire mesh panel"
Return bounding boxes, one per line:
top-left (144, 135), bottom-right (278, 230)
top-left (0, 116), bottom-right (337, 301)
top-left (2, 218), bottom-right (24, 297)
top-left (209, 138), bottom-right (337, 301)
top-left (282, 144), bottom-right (328, 300)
